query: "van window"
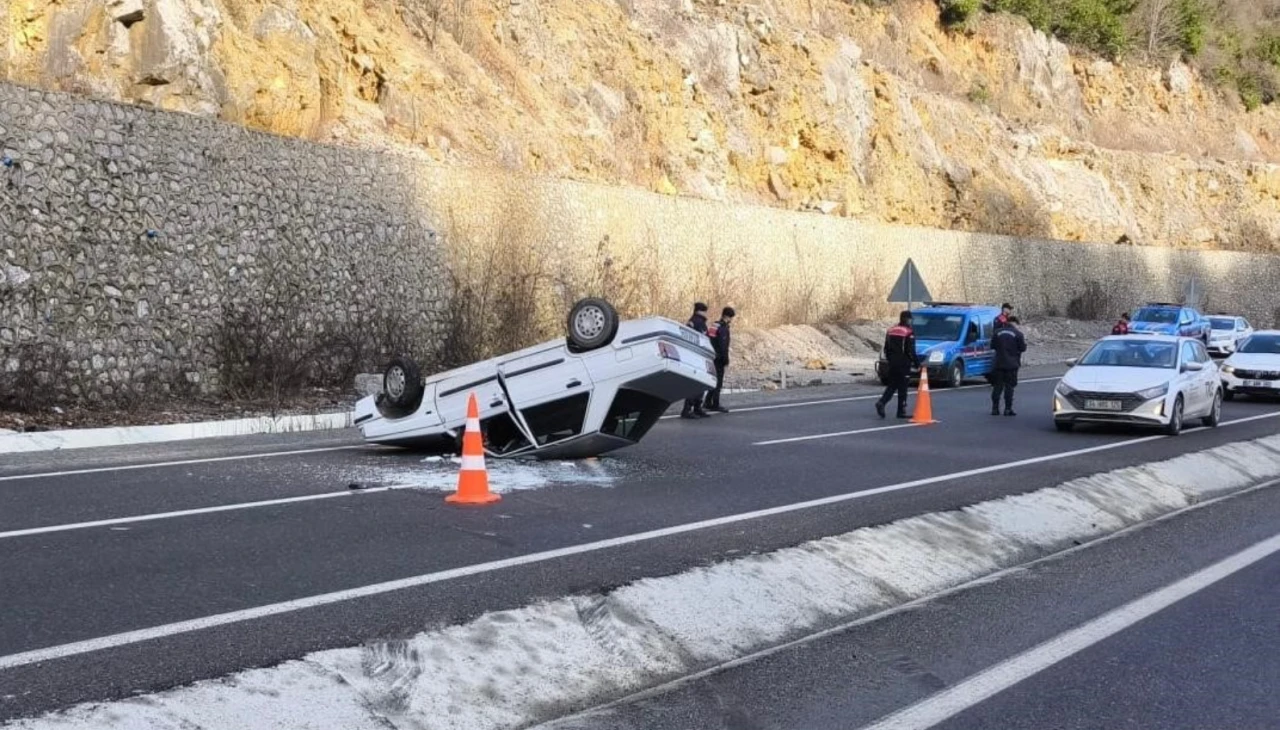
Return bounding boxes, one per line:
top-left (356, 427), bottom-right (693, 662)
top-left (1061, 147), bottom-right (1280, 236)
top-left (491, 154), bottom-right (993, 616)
top-left (965, 321), bottom-right (980, 345)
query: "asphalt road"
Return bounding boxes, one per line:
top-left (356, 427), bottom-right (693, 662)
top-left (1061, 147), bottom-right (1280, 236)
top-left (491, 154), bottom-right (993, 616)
top-left (546, 466), bottom-right (1280, 730)
top-left (3, 369), bottom-right (1280, 722)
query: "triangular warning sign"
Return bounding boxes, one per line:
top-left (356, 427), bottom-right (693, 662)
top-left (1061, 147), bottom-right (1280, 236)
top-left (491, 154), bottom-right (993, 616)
top-left (887, 258), bottom-right (932, 306)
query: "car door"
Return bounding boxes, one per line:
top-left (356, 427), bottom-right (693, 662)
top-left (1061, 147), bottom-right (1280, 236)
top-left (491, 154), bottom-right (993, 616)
top-left (1179, 341), bottom-right (1209, 414)
top-left (969, 314), bottom-right (995, 376)
top-left (1177, 309), bottom-right (1194, 338)
top-left (497, 349), bottom-right (594, 447)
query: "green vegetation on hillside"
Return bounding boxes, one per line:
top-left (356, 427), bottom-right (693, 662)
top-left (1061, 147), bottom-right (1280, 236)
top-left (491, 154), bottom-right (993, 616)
top-left (936, 0), bottom-right (1280, 108)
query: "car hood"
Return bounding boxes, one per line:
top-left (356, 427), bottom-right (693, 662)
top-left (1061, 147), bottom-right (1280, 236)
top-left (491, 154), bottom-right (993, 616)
top-left (1062, 367), bottom-right (1174, 392)
top-left (915, 340), bottom-right (953, 355)
top-left (1225, 353), bottom-right (1280, 370)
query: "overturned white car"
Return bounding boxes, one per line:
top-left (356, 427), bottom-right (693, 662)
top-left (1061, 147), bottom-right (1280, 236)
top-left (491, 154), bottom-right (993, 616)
top-left (352, 299), bottom-right (718, 459)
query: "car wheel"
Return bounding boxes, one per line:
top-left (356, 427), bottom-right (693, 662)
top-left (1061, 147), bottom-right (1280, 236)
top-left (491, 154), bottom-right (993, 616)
top-left (566, 298), bottom-right (620, 352)
top-left (1055, 421), bottom-right (1074, 432)
top-left (1201, 390), bottom-right (1222, 427)
top-left (1164, 395), bottom-right (1184, 436)
top-left (947, 361), bottom-right (965, 388)
top-left (382, 356), bottom-right (425, 414)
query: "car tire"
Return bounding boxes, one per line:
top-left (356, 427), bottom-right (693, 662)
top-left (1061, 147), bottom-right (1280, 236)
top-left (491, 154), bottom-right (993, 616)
top-left (381, 356), bottom-right (425, 416)
top-left (566, 298), bottom-right (620, 352)
top-left (947, 360), bottom-right (964, 388)
top-left (1164, 395), bottom-right (1184, 436)
top-left (1202, 390), bottom-right (1222, 427)
top-left (1055, 421), bottom-right (1074, 432)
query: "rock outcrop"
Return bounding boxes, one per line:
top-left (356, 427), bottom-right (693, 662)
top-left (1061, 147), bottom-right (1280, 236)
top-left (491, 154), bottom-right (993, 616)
top-left (3, 0), bottom-right (1279, 250)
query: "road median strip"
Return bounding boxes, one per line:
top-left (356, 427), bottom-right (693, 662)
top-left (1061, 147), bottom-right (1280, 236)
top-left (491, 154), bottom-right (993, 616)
top-left (9, 433), bottom-right (1280, 730)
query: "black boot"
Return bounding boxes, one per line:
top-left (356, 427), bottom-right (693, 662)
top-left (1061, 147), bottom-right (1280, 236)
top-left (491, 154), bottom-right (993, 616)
top-left (896, 408), bottom-right (910, 419)
top-left (876, 401), bottom-right (886, 419)
top-left (1004, 407), bottom-right (1017, 416)
top-left (991, 404), bottom-right (1001, 416)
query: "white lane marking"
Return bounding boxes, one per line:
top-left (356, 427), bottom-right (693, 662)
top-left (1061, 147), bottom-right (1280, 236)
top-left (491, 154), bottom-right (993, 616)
top-left (658, 377), bottom-right (1062, 420)
top-left (1, 412), bottom-right (1276, 671)
top-left (0, 487), bottom-right (402, 540)
top-left (858, 530), bottom-right (1280, 730)
top-left (0, 445), bottom-right (369, 483)
top-left (755, 423), bottom-right (920, 445)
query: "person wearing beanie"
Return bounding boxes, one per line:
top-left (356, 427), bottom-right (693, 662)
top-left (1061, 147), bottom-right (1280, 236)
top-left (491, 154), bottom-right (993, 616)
top-left (704, 306), bottom-right (736, 413)
top-left (682, 302), bottom-right (711, 419)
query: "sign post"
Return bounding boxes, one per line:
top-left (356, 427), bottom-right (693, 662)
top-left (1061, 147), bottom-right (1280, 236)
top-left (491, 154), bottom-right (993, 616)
top-left (887, 258), bottom-right (933, 311)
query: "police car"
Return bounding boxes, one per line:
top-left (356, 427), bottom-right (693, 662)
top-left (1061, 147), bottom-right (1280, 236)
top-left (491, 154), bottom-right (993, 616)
top-left (352, 298), bottom-right (718, 459)
top-left (875, 303), bottom-right (1001, 388)
top-left (1128, 303), bottom-right (1212, 343)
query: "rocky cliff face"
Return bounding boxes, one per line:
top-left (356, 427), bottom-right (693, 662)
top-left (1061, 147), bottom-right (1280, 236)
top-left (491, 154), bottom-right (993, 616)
top-left (4, 0), bottom-right (1279, 250)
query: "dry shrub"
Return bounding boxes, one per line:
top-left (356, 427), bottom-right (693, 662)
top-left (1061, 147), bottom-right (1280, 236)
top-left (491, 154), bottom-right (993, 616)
top-left (0, 342), bottom-right (69, 411)
top-left (1066, 279), bottom-right (1113, 320)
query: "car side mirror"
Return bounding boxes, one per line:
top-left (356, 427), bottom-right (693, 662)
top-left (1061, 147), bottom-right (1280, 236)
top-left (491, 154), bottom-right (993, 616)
top-left (1183, 361), bottom-right (1205, 372)
top-left (1067, 358), bottom-right (1078, 367)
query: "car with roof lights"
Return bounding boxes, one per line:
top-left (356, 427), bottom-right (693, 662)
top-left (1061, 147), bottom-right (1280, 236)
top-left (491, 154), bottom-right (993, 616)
top-left (1128, 303), bottom-right (1211, 343)
top-left (875, 303), bottom-right (1000, 388)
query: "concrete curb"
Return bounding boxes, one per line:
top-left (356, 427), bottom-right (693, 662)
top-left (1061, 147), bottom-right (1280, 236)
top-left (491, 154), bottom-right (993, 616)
top-left (13, 436), bottom-right (1280, 730)
top-left (0, 412), bottom-right (353, 455)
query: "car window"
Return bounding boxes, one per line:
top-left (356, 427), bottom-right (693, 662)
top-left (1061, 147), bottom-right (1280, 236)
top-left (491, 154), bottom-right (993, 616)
top-left (1181, 342), bottom-right (1198, 366)
top-left (1079, 340), bottom-right (1177, 368)
top-left (911, 313), bottom-right (965, 341)
top-left (965, 321), bottom-right (979, 344)
top-left (980, 317), bottom-right (991, 341)
top-left (1210, 318), bottom-right (1235, 330)
top-left (1179, 310), bottom-right (1193, 325)
top-left (1134, 308), bottom-right (1178, 324)
top-left (1239, 334), bottom-right (1280, 354)
top-left (1241, 319), bottom-right (1251, 331)
top-left (1194, 342), bottom-right (1211, 363)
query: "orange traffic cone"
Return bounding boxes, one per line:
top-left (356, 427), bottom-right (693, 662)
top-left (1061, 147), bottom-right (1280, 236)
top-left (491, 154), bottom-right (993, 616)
top-left (910, 368), bottom-right (938, 425)
top-left (446, 393), bottom-right (500, 505)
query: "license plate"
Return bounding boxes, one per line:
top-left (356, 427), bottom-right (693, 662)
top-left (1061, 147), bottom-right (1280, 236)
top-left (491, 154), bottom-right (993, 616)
top-left (1084, 399), bottom-right (1123, 411)
top-left (1244, 380), bottom-right (1276, 389)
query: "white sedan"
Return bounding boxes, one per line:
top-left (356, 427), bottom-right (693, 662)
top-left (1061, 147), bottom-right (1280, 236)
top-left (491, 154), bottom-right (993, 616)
top-left (1220, 330), bottom-right (1280, 401)
top-left (1053, 335), bottom-right (1221, 436)
top-left (1207, 315), bottom-right (1254, 357)
top-left (352, 298), bottom-right (718, 459)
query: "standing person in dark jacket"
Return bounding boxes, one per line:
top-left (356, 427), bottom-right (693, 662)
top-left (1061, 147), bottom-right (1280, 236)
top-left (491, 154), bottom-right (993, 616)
top-left (991, 316), bottom-right (1027, 416)
top-left (704, 306), bottom-right (735, 413)
top-left (876, 311), bottom-right (920, 419)
top-left (682, 302), bottom-right (711, 419)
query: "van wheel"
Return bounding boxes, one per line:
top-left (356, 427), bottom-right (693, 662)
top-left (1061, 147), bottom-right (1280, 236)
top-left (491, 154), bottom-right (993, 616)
top-left (382, 356), bottom-right (424, 414)
top-left (567, 298), bottom-right (620, 352)
top-left (947, 361), bottom-right (965, 388)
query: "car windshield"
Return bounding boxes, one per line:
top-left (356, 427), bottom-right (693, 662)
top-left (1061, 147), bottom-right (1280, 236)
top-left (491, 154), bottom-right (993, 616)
top-left (911, 313), bottom-right (966, 342)
top-left (1238, 335), bottom-right (1280, 354)
top-left (1210, 318), bottom-right (1235, 330)
top-left (1078, 340), bottom-right (1178, 369)
top-left (1134, 308), bottom-right (1179, 324)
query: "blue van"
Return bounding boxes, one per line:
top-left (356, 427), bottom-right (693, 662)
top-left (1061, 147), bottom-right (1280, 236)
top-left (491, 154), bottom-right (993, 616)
top-left (875, 303), bottom-right (1002, 388)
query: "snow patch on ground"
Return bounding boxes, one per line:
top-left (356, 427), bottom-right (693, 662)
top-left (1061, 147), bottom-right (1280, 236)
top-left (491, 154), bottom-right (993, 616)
top-left (344, 456), bottom-right (621, 493)
top-left (12, 437), bottom-right (1280, 730)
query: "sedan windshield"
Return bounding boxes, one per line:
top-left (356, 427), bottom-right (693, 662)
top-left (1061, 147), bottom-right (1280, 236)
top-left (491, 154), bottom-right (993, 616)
top-left (1079, 340), bottom-right (1177, 369)
top-left (1134, 308), bottom-right (1179, 324)
top-left (1210, 318), bottom-right (1236, 330)
top-left (1238, 335), bottom-right (1280, 355)
top-left (911, 313), bottom-right (965, 342)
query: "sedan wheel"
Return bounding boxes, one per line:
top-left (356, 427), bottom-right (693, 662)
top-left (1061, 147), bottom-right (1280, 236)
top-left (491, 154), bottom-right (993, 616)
top-left (1201, 390), bottom-right (1222, 428)
top-left (1164, 395), bottom-right (1184, 436)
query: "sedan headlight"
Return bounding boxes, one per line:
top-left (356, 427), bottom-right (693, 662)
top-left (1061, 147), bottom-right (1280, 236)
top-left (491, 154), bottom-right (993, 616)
top-left (1055, 383), bottom-right (1076, 397)
top-left (1222, 364), bottom-right (1236, 374)
top-left (928, 351), bottom-right (945, 363)
top-left (1137, 384), bottom-right (1169, 401)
